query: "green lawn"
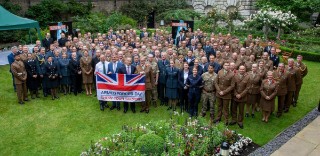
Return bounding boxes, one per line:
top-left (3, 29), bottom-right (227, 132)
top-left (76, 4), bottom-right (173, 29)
top-left (0, 61), bottom-right (319, 156)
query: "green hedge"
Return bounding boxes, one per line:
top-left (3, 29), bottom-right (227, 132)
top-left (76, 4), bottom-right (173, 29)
top-left (280, 46), bottom-right (320, 62)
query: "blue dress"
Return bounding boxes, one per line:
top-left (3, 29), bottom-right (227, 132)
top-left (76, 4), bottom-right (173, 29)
top-left (165, 67), bottom-right (179, 99)
top-left (59, 58), bottom-right (71, 85)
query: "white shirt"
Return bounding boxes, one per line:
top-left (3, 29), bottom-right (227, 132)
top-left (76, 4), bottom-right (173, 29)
top-left (183, 70), bottom-right (189, 84)
top-left (95, 61), bottom-right (109, 74)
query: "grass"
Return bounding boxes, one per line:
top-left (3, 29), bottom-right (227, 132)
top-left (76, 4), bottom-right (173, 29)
top-left (0, 60), bottom-right (320, 155)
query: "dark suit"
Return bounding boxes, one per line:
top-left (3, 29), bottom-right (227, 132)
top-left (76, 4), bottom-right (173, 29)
top-left (203, 45), bottom-right (216, 59)
top-left (157, 59), bottom-right (170, 103)
top-left (178, 69), bottom-right (191, 111)
top-left (58, 37), bottom-right (68, 47)
top-left (107, 61), bottom-right (123, 109)
top-left (269, 54), bottom-right (280, 69)
top-left (68, 58), bottom-right (82, 95)
top-left (42, 38), bottom-right (53, 51)
top-left (7, 52), bottom-right (16, 90)
top-left (118, 65), bottom-right (137, 112)
top-left (189, 65), bottom-right (203, 76)
top-left (203, 62), bottom-right (221, 74)
top-left (176, 35), bottom-right (186, 46)
top-left (183, 56), bottom-right (195, 67)
top-left (264, 46), bottom-right (273, 55)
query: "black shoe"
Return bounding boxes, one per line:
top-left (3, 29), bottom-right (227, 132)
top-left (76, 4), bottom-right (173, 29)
top-left (100, 104), bottom-right (104, 111)
top-left (284, 109), bottom-right (289, 113)
top-left (117, 106), bottom-right (120, 110)
top-left (44, 93), bottom-right (48, 97)
top-left (229, 121), bottom-right (237, 125)
top-left (251, 114), bottom-right (255, 118)
top-left (124, 110), bottom-right (127, 113)
top-left (276, 114), bottom-right (282, 118)
top-left (31, 95), bottom-right (35, 99)
top-left (167, 107), bottom-right (172, 110)
top-left (245, 113), bottom-right (249, 117)
top-left (105, 105), bottom-right (109, 108)
top-left (132, 109), bottom-right (136, 113)
top-left (140, 110), bottom-right (145, 113)
top-left (52, 97), bottom-right (55, 100)
top-left (160, 101), bottom-right (164, 106)
top-left (110, 106), bottom-right (115, 110)
top-left (24, 98), bottom-right (29, 101)
top-left (173, 108), bottom-right (176, 111)
top-left (201, 113), bottom-right (206, 117)
top-left (19, 101), bottom-right (24, 105)
top-left (238, 123), bottom-right (244, 129)
top-left (64, 92), bottom-right (67, 95)
top-left (55, 96), bottom-right (59, 99)
top-left (214, 119), bottom-right (221, 124)
top-left (146, 110), bottom-right (149, 114)
top-left (36, 94), bottom-right (40, 98)
top-left (293, 103), bottom-right (297, 107)
top-left (74, 93), bottom-right (77, 96)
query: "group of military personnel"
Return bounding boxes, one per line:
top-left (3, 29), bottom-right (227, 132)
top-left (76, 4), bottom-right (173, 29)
top-left (8, 28), bottom-right (308, 128)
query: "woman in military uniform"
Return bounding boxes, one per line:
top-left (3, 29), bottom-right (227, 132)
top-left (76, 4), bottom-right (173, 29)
top-left (260, 71), bottom-right (278, 123)
top-left (165, 60), bottom-right (179, 111)
top-left (59, 53), bottom-right (71, 95)
top-left (45, 56), bottom-right (60, 100)
top-left (80, 50), bottom-right (93, 95)
top-left (186, 67), bottom-right (203, 117)
top-left (25, 53), bottom-right (41, 99)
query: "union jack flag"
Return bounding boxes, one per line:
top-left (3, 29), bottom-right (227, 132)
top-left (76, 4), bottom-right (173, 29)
top-left (96, 72), bottom-right (145, 91)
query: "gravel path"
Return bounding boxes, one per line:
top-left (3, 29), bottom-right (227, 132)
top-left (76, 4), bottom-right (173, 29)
top-left (249, 107), bottom-right (320, 156)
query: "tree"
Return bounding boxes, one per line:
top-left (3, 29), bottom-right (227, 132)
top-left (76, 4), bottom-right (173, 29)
top-left (1, 0), bottom-right (22, 15)
top-left (119, 0), bottom-right (188, 27)
top-left (25, 0), bottom-right (92, 27)
top-left (159, 9), bottom-right (201, 22)
top-left (256, 0), bottom-right (320, 22)
top-left (245, 6), bottom-right (298, 39)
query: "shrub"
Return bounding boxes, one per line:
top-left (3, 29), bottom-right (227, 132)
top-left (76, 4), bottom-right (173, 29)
top-left (105, 12), bottom-right (137, 30)
top-left (280, 46), bottom-right (320, 62)
top-left (135, 133), bottom-right (165, 155)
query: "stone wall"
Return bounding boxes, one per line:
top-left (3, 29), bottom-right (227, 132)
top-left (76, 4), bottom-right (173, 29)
top-left (188, 0), bottom-right (256, 17)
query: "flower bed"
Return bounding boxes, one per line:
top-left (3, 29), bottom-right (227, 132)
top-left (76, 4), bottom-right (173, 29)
top-left (81, 112), bottom-right (254, 156)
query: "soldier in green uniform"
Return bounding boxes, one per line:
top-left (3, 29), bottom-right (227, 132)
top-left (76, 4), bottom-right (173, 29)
top-left (200, 64), bottom-right (217, 120)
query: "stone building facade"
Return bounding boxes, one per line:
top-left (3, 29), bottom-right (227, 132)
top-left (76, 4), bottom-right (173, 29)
top-left (187, 0), bottom-right (256, 17)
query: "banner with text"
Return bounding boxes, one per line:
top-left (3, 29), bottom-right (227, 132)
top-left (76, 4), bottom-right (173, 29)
top-left (96, 72), bottom-right (145, 102)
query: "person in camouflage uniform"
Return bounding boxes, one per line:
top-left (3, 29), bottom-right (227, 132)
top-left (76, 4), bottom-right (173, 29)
top-left (200, 64), bottom-right (217, 120)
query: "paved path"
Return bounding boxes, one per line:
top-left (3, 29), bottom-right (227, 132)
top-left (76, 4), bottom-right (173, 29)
top-left (0, 51), bottom-right (10, 65)
top-left (271, 116), bottom-right (320, 156)
top-left (0, 45), bottom-right (35, 66)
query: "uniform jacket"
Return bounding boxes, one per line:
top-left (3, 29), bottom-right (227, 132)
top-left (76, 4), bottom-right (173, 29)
top-left (11, 60), bottom-right (27, 84)
top-left (157, 59), bottom-right (169, 84)
top-left (247, 71), bottom-right (261, 94)
top-left (215, 69), bottom-right (235, 99)
top-left (165, 67), bottom-right (179, 89)
top-left (201, 72), bottom-right (217, 93)
top-left (273, 71), bottom-right (289, 96)
top-left (233, 73), bottom-right (250, 102)
top-left (286, 66), bottom-right (301, 91)
top-left (136, 65), bottom-right (154, 90)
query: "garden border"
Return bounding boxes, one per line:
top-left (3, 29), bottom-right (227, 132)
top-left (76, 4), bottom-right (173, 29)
top-left (249, 107), bottom-right (320, 156)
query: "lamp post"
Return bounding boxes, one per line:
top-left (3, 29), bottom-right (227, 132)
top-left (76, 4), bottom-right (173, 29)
top-left (220, 141), bottom-right (230, 156)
